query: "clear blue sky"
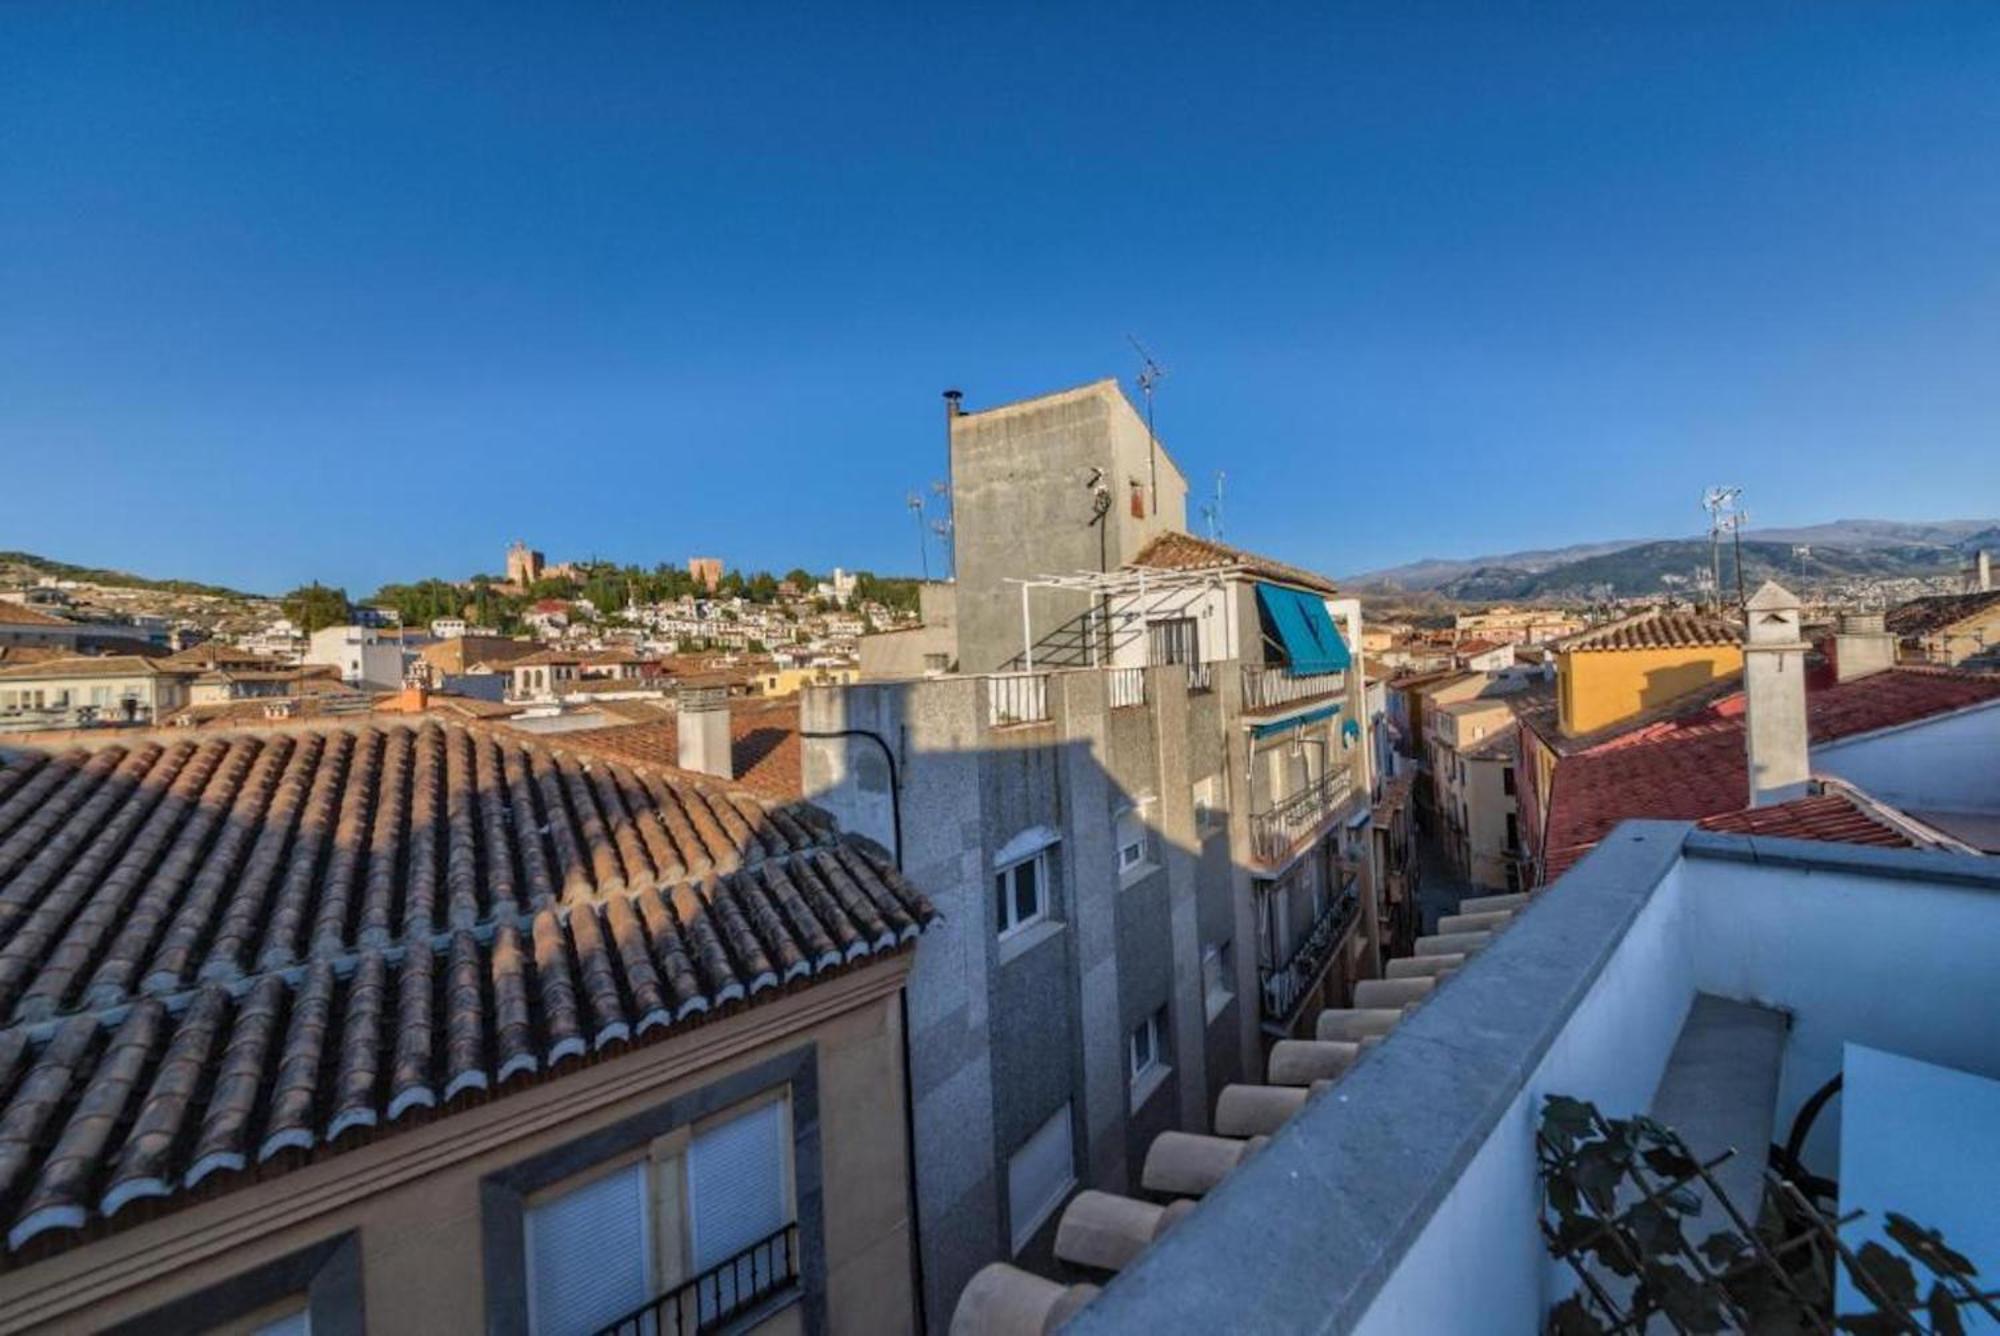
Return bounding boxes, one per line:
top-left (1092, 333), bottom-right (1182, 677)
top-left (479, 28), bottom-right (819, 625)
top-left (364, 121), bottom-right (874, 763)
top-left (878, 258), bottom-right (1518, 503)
top-left (4, 4), bottom-right (1996, 596)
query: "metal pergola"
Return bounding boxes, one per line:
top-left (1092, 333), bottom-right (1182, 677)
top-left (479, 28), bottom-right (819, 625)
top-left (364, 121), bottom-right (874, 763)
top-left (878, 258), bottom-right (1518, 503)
top-left (1001, 565), bottom-right (1247, 671)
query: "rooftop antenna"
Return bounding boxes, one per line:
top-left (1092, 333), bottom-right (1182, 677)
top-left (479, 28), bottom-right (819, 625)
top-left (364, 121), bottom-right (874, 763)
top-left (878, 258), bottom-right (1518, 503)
top-left (1199, 470), bottom-right (1226, 541)
top-left (929, 479), bottom-right (954, 579)
top-left (1128, 334), bottom-right (1168, 516)
top-left (1701, 486), bottom-right (1746, 616)
top-left (906, 491), bottom-right (929, 582)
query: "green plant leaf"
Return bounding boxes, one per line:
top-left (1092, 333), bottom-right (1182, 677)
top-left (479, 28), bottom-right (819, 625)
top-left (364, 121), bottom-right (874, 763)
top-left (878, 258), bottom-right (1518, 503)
top-left (1641, 1143), bottom-right (1700, 1182)
top-left (1645, 1260), bottom-right (1729, 1332)
top-left (1928, 1280), bottom-right (1966, 1336)
top-left (1833, 1314), bottom-right (1912, 1335)
top-left (1853, 1241), bottom-right (1919, 1308)
top-left (1543, 1095), bottom-right (1597, 1152)
top-left (1698, 1228), bottom-right (1747, 1270)
top-left (1549, 1295), bottom-right (1607, 1336)
top-left (1626, 1200), bottom-right (1685, 1257)
top-left (1885, 1213), bottom-right (1977, 1279)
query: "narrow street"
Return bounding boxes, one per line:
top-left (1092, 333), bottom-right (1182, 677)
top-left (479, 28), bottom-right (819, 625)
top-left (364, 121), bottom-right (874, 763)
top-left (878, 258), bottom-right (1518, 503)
top-left (1414, 820), bottom-right (1480, 937)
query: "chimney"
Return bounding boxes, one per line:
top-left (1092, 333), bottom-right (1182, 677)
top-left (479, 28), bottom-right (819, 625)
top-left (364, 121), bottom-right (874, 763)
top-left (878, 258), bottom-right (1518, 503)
top-left (1743, 581), bottom-right (1809, 807)
top-left (677, 684), bottom-right (735, 782)
top-left (1974, 550), bottom-right (1993, 593)
top-left (943, 388), bottom-right (963, 417)
top-left (1829, 610), bottom-right (1896, 683)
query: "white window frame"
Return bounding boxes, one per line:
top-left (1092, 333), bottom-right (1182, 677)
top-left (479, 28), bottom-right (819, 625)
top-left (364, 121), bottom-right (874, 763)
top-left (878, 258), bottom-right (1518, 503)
top-left (1202, 942), bottom-right (1235, 1021)
top-left (1007, 1103), bottom-right (1076, 1254)
top-left (1114, 801), bottom-right (1153, 882)
top-left (1128, 1006), bottom-right (1168, 1087)
top-left (995, 848), bottom-right (1051, 939)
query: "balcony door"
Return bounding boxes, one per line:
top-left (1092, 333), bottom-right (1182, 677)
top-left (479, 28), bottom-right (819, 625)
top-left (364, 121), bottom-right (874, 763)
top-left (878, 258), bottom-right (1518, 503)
top-left (1147, 617), bottom-right (1199, 667)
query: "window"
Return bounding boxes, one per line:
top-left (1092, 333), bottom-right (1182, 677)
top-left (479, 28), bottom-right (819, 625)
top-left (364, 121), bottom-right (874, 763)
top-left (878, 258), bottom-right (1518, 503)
top-left (249, 1303), bottom-right (312, 1336)
top-left (1202, 942), bottom-right (1235, 1019)
top-left (995, 850), bottom-right (1049, 937)
top-left (1503, 766), bottom-right (1517, 796)
top-left (1146, 617), bottom-right (1199, 667)
top-left (1129, 1006), bottom-right (1168, 1087)
top-left (525, 1160), bottom-right (652, 1336)
top-left (1008, 1103), bottom-right (1076, 1252)
top-left (1192, 776), bottom-right (1224, 833)
top-left (1115, 806), bottom-right (1150, 878)
top-left (522, 1097), bottom-right (795, 1336)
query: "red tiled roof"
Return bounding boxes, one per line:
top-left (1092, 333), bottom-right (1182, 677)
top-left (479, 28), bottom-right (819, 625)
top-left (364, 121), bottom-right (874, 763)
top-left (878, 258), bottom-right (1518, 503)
top-left (1129, 532), bottom-right (1339, 595)
top-left (554, 699), bottom-right (803, 802)
top-left (1696, 792), bottom-right (1912, 849)
top-left (1455, 638), bottom-right (1507, 657)
top-left (1556, 609), bottom-right (1742, 652)
top-left (0, 719), bottom-right (929, 1258)
top-left (1539, 668), bottom-right (2000, 879)
top-left (0, 602), bottom-right (73, 630)
top-left (1885, 590), bottom-right (2000, 638)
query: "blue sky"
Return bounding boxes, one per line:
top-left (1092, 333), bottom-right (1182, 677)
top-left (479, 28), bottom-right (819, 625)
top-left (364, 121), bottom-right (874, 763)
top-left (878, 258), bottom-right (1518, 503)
top-left (3, 4), bottom-right (1996, 596)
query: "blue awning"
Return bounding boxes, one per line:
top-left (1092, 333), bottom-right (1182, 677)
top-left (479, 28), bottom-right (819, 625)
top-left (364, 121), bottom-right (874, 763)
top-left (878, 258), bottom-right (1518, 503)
top-left (1255, 583), bottom-right (1353, 676)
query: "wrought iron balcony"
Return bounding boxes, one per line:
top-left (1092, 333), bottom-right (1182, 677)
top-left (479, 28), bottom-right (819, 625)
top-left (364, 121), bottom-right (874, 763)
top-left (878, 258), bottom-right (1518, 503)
top-left (1240, 663), bottom-right (1346, 712)
top-left (1258, 881), bottom-right (1360, 1025)
top-left (1107, 666), bottom-right (1146, 709)
top-left (594, 1222), bottom-right (800, 1336)
top-left (1247, 770), bottom-right (1355, 865)
top-left (984, 671), bottom-right (1051, 726)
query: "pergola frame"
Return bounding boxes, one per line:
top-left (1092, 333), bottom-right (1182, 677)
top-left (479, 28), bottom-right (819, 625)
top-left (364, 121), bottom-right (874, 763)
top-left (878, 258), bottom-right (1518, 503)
top-left (1002, 566), bottom-right (1243, 671)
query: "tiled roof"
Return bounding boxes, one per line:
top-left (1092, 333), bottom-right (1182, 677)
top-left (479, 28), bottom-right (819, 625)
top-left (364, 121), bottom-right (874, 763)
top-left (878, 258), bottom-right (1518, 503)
top-left (1885, 589), bottom-right (2000, 637)
top-left (1538, 668), bottom-right (2000, 877)
top-left (0, 656), bottom-right (179, 681)
top-left (1129, 533), bottom-right (1338, 595)
top-left (1555, 609), bottom-right (1741, 653)
top-left (1696, 792), bottom-right (1912, 848)
top-left (0, 720), bottom-right (930, 1259)
top-left (0, 603), bottom-right (73, 630)
top-left (553, 700), bottom-right (804, 802)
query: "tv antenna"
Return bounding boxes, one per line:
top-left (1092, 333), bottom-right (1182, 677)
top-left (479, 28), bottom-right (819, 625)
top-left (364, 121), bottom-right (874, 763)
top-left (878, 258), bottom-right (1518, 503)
top-left (1128, 335), bottom-right (1168, 516)
top-left (1701, 486), bottom-right (1747, 615)
top-left (907, 491), bottom-right (929, 582)
top-left (929, 479), bottom-right (954, 578)
top-left (1199, 470), bottom-right (1226, 540)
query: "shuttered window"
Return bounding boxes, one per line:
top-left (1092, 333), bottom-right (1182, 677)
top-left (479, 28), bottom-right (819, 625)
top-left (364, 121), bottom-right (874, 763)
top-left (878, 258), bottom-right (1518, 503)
top-left (1007, 1103), bottom-right (1076, 1253)
top-left (688, 1099), bottom-right (790, 1318)
top-left (525, 1161), bottom-right (651, 1336)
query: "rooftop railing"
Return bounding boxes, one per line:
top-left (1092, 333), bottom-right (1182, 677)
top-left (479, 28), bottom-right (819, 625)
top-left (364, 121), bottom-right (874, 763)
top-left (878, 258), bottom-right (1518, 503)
top-left (1247, 769), bottom-right (1355, 865)
top-left (1108, 666), bottom-right (1146, 710)
top-left (1241, 664), bottom-right (1346, 712)
top-left (985, 671), bottom-right (1051, 727)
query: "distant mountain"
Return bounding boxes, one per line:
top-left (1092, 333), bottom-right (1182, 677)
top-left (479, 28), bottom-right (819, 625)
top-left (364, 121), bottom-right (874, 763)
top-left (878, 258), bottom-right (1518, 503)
top-left (0, 550), bottom-right (256, 601)
top-left (1433, 539), bottom-right (1967, 602)
top-left (1348, 518), bottom-right (1998, 596)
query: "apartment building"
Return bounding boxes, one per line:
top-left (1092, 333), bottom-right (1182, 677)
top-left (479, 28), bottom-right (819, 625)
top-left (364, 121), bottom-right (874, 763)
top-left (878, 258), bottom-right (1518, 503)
top-left (1428, 693), bottom-right (1533, 890)
top-left (0, 719), bottom-right (934, 1334)
top-left (305, 625), bottom-right (405, 691)
top-left (798, 380), bottom-right (1395, 1326)
top-left (0, 655), bottom-right (195, 730)
top-left (1886, 588), bottom-right (2000, 667)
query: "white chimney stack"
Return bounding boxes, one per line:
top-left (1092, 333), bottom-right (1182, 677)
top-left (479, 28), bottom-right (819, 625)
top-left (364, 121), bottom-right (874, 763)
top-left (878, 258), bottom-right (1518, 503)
top-left (1743, 582), bottom-right (1809, 807)
top-left (677, 684), bottom-right (735, 782)
top-left (1830, 610), bottom-right (1896, 683)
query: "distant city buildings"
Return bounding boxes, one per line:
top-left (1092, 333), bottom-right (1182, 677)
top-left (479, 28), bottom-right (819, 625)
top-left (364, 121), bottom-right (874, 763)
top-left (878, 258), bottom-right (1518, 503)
top-left (689, 555), bottom-right (724, 592)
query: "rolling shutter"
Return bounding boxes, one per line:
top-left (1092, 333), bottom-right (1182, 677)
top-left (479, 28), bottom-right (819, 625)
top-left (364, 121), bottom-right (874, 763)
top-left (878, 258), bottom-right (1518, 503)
top-left (525, 1162), bottom-right (651, 1336)
top-left (688, 1100), bottom-right (789, 1271)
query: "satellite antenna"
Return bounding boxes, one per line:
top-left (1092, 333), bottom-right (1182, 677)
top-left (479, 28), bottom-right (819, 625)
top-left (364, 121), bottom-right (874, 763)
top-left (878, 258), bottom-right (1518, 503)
top-left (929, 479), bottom-right (954, 578)
top-left (1128, 335), bottom-right (1168, 516)
top-left (907, 491), bottom-right (929, 582)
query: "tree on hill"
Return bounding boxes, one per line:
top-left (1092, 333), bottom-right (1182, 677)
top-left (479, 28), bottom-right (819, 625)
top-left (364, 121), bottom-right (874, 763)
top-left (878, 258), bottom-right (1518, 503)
top-left (783, 568), bottom-right (816, 590)
top-left (281, 582), bottom-right (354, 634)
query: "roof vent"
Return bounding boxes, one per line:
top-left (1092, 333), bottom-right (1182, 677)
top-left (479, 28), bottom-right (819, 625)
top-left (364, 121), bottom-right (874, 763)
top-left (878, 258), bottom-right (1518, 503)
top-left (677, 685), bottom-right (734, 781)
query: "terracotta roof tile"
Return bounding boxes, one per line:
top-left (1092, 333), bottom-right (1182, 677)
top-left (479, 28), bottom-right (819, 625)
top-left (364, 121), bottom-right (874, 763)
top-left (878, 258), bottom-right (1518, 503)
top-left (1128, 532), bottom-right (1339, 595)
top-left (1538, 667), bottom-right (2000, 879)
top-left (1555, 609), bottom-right (1742, 653)
top-left (0, 603), bottom-right (74, 630)
top-left (1696, 792), bottom-right (1912, 848)
top-left (552, 699), bottom-right (804, 802)
top-left (0, 719), bottom-right (931, 1259)
top-left (1885, 589), bottom-right (2000, 638)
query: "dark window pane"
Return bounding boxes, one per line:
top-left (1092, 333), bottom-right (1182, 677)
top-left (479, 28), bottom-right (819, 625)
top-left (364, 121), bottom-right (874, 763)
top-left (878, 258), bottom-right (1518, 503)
top-left (1015, 858), bottom-right (1038, 922)
top-left (995, 873), bottom-right (1008, 931)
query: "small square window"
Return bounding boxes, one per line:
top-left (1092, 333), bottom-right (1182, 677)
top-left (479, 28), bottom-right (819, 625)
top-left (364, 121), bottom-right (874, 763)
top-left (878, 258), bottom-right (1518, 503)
top-left (1128, 1006), bottom-right (1168, 1087)
top-left (1202, 943), bottom-right (1235, 1020)
top-left (995, 850), bottom-right (1050, 938)
top-left (1114, 807), bottom-right (1150, 878)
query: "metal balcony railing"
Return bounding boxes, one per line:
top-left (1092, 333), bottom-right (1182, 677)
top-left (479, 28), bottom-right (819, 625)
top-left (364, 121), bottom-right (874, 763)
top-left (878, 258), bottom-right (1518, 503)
top-left (1247, 770), bottom-right (1355, 865)
top-left (1108, 666), bottom-right (1146, 709)
top-left (1185, 661), bottom-right (1214, 694)
top-left (1240, 664), bottom-right (1346, 712)
top-left (594, 1223), bottom-right (800, 1336)
top-left (985, 671), bottom-right (1051, 726)
top-left (1258, 882), bottom-right (1360, 1025)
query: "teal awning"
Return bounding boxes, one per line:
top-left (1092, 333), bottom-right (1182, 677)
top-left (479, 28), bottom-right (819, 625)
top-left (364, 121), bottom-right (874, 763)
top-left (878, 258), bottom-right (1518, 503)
top-left (1255, 583), bottom-right (1353, 676)
top-left (1249, 702), bottom-right (1340, 739)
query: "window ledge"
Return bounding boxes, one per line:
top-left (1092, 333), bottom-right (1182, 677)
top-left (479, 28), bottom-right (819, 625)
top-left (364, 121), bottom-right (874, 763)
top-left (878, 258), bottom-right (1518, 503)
top-left (1119, 860), bottom-right (1162, 888)
top-left (1129, 1064), bottom-right (1173, 1112)
top-left (1204, 992), bottom-right (1235, 1025)
top-left (999, 918), bottom-right (1065, 966)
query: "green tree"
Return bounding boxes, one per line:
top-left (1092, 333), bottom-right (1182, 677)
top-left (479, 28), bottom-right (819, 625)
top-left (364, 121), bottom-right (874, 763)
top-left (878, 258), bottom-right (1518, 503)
top-left (281, 582), bottom-right (354, 634)
top-left (783, 568), bottom-right (815, 590)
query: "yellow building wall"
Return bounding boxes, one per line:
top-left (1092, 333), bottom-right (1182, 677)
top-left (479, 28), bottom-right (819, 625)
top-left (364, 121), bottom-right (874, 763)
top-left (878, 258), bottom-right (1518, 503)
top-left (1557, 644), bottom-right (1742, 736)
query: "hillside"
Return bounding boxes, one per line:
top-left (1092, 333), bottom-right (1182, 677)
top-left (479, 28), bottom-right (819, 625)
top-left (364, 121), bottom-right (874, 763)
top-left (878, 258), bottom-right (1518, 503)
top-left (0, 550), bottom-right (255, 601)
top-left (1433, 539), bottom-right (1967, 602)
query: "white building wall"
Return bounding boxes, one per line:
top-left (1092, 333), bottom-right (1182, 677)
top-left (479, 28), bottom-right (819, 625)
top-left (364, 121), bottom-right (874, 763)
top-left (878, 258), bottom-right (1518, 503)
top-left (1812, 700), bottom-right (2000, 816)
